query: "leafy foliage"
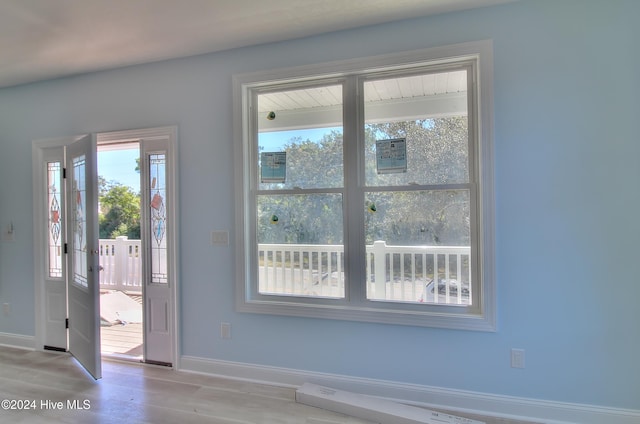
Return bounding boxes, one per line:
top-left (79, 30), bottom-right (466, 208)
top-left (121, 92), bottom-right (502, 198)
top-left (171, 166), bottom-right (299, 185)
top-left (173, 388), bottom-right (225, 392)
top-left (99, 180), bottom-right (140, 239)
top-left (364, 117), bottom-right (470, 245)
top-left (257, 116), bottom-right (470, 246)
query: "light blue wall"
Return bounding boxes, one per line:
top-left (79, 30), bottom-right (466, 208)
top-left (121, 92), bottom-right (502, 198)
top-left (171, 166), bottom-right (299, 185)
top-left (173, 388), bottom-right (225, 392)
top-left (0, 0), bottom-right (638, 410)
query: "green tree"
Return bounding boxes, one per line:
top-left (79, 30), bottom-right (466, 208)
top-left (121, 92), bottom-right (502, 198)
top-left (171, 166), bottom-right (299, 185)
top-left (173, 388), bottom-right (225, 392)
top-left (364, 117), bottom-right (470, 246)
top-left (257, 130), bottom-right (344, 245)
top-left (256, 116), bottom-right (470, 247)
top-left (99, 182), bottom-right (141, 239)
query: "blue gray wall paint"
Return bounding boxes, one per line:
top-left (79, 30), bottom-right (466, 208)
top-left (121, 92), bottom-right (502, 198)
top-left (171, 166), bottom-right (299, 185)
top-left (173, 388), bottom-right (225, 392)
top-left (0, 0), bottom-right (638, 410)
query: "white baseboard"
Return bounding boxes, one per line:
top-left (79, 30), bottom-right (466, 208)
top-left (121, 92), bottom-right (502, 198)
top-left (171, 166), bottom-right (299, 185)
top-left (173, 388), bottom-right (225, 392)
top-left (0, 332), bottom-right (35, 350)
top-left (180, 355), bottom-right (640, 424)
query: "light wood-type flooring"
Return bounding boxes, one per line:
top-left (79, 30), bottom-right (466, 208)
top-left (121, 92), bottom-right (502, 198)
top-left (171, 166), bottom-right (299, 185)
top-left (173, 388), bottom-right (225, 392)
top-left (0, 346), bottom-right (538, 424)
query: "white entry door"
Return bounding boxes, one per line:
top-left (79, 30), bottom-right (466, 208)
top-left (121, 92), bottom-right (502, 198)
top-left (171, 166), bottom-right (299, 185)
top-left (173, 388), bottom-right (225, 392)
top-left (66, 134), bottom-right (102, 379)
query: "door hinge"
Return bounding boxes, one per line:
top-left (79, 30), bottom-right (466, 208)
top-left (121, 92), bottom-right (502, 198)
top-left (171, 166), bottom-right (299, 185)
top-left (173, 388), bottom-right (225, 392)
top-left (64, 243), bottom-right (68, 254)
top-left (65, 318), bottom-right (69, 329)
top-left (62, 167), bottom-right (66, 179)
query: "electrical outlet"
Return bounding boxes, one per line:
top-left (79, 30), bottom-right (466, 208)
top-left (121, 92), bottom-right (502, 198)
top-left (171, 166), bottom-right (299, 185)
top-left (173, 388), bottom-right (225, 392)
top-left (2, 303), bottom-right (10, 316)
top-left (220, 322), bottom-right (232, 339)
top-left (1, 223), bottom-right (14, 242)
top-left (511, 348), bottom-right (525, 369)
top-left (211, 231), bottom-right (229, 246)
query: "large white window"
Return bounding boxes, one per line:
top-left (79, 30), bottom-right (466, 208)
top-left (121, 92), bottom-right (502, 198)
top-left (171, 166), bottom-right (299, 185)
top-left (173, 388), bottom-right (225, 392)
top-left (233, 41), bottom-right (495, 330)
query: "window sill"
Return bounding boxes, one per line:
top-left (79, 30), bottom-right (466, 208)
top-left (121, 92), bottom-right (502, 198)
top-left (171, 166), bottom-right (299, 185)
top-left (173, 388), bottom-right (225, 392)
top-left (236, 296), bottom-right (496, 331)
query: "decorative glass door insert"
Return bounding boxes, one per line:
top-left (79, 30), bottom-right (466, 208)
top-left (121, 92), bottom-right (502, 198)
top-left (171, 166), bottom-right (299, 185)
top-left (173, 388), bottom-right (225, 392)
top-left (149, 153), bottom-right (167, 285)
top-left (47, 161), bottom-right (63, 278)
top-left (72, 155), bottom-right (88, 289)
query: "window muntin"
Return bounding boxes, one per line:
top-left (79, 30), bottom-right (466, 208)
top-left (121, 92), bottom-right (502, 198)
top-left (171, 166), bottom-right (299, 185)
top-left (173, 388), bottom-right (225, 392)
top-left (236, 42), bottom-right (494, 330)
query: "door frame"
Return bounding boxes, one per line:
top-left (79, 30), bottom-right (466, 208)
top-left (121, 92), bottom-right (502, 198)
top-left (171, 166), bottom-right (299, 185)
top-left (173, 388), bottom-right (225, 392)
top-left (32, 126), bottom-right (180, 369)
top-left (98, 127), bottom-right (179, 365)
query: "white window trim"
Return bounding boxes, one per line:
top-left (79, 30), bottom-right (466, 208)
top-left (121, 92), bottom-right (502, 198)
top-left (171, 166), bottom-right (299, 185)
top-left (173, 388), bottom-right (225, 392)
top-left (233, 40), bottom-right (495, 331)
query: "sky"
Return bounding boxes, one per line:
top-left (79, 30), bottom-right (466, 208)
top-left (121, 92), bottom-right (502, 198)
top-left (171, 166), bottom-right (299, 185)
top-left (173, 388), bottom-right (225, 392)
top-left (97, 147), bottom-right (140, 191)
top-left (95, 128), bottom-right (338, 193)
top-left (259, 127), bottom-right (340, 151)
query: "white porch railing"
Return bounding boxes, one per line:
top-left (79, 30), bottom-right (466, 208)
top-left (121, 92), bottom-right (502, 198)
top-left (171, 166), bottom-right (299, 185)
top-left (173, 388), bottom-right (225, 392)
top-left (99, 238), bottom-right (471, 304)
top-left (258, 243), bottom-right (344, 298)
top-left (99, 236), bottom-right (142, 293)
top-left (259, 240), bottom-right (472, 304)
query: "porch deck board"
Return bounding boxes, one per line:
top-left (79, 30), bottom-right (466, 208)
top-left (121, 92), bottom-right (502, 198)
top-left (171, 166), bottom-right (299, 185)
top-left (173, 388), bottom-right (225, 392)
top-left (101, 322), bottom-right (143, 356)
top-left (100, 290), bottom-right (143, 358)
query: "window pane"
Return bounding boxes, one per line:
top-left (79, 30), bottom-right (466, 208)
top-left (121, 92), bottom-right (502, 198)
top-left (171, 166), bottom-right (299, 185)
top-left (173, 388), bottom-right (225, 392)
top-left (257, 85), bottom-right (343, 190)
top-left (72, 156), bottom-right (88, 289)
top-left (149, 154), bottom-right (168, 284)
top-left (47, 161), bottom-right (63, 278)
top-left (257, 194), bottom-right (344, 298)
top-left (364, 70), bottom-right (469, 186)
top-left (364, 190), bottom-right (471, 305)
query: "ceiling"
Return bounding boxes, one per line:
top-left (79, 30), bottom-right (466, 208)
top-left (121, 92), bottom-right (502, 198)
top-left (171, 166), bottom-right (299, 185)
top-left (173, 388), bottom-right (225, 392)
top-left (258, 70), bottom-right (469, 132)
top-left (0, 0), bottom-right (513, 89)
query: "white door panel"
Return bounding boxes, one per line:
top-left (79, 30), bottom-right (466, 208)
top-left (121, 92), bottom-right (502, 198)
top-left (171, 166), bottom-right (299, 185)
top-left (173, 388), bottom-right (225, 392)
top-left (44, 288), bottom-right (67, 348)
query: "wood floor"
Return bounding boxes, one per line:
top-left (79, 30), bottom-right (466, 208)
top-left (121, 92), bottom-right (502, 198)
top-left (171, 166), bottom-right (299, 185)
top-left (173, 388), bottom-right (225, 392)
top-left (0, 346), bottom-right (539, 424)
